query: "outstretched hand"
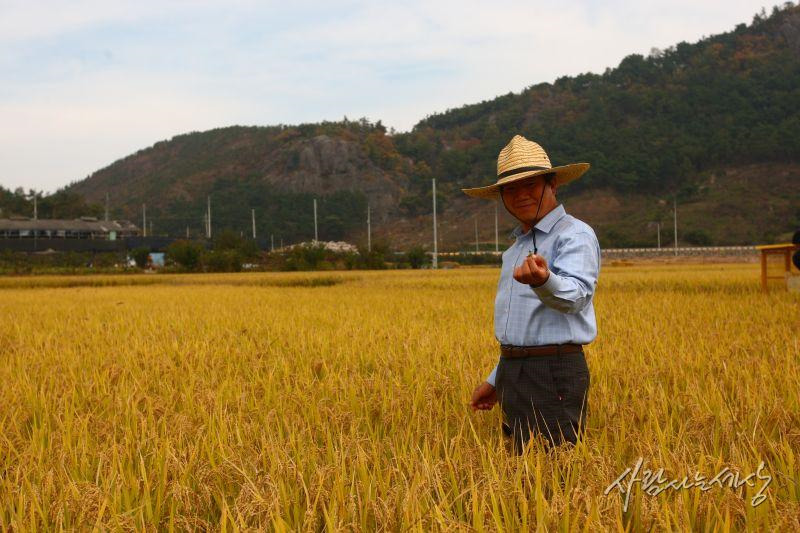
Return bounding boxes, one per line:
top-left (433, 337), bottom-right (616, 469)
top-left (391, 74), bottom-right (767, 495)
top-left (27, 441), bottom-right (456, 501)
top-left (513, 253), bottom-right (549, 287)
top-left (470, 382), bottom-right (497, 411)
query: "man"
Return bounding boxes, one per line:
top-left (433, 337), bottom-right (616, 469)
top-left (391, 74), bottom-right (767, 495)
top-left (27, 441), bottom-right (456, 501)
top-left (462, 134), bottom-right (600, 453)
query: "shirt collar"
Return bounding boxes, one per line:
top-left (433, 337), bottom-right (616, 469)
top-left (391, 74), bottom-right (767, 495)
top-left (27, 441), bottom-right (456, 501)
top-left (509, 203), bottom-right (567, 239)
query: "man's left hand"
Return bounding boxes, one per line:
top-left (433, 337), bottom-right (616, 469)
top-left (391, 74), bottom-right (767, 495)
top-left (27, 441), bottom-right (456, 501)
top-left (470, 382), bottom-right (497, 411)
top-left (514, 254), bottom-right (550, 287)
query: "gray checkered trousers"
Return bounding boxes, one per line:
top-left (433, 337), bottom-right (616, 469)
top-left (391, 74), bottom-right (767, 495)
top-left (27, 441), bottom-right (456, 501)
top-left (496, 351), bottom-right (590, 452)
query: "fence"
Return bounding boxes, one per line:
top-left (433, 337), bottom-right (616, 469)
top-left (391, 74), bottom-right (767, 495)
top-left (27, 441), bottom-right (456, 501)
top-left (429, 246), bottom-right (759, 259)
top-left (601, 246), bottom-right (757, 258)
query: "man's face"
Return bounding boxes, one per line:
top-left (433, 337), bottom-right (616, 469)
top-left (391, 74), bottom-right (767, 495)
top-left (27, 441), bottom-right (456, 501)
top-left (499, 175), bottom-right (557, 224)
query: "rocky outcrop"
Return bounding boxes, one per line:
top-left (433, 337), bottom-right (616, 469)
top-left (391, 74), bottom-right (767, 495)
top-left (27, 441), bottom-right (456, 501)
top-left (262, 135), bottom-right (407, 224)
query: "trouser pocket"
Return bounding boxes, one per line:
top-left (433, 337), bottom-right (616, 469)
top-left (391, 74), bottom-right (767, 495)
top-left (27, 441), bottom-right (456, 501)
top-left (548, 353), bottom-right (590, 444)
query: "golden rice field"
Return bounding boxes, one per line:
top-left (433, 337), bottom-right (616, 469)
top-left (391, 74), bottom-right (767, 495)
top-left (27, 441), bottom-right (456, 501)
top-left (1, 263), bottom-right (798, 531)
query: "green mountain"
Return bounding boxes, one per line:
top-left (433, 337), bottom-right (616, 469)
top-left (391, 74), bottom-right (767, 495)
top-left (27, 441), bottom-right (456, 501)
top-left (48, 4), bottom-right (800, 248)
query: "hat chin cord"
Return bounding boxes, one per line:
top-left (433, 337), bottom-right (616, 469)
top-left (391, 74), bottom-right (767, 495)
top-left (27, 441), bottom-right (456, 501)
top-left (530, 184), bottom-right (546, 255)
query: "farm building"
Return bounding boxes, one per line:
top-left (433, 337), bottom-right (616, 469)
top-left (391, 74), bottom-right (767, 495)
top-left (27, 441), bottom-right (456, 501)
top-left (0, 217), bottom-right (140, 253)
top-left (0, 216), bottom-right (139, 240)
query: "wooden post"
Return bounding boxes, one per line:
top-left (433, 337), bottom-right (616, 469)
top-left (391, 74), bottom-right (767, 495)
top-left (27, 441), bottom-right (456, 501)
top-left (760, 250), bottom-right (767, 292)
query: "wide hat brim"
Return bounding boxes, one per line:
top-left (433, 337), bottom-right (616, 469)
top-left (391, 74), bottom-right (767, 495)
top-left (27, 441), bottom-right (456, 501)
top-left (461, 162), bottom-right (590, 199)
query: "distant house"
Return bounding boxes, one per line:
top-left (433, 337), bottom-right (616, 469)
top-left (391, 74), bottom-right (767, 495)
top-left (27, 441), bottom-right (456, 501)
top-left (0, 216), bottom-right (140, 240)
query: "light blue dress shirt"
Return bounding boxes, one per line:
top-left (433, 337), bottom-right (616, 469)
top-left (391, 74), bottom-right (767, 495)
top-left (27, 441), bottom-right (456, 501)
top-left (487, 203), bottom-right (601, 387)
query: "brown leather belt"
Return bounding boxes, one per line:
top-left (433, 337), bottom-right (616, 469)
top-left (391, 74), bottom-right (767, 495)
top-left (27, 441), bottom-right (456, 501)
top-left (500, 343), bottom-right (583, 358)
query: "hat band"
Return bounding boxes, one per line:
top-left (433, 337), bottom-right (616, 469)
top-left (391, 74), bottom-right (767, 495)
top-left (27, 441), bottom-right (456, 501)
top-left (497, 165), bottom-right (550, 179)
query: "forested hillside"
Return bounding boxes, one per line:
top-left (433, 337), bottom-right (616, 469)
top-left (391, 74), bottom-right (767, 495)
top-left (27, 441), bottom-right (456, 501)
top-left (402, 6), bottom-right (800, 198)
top-left (0, 186), bottom-right (103, 220)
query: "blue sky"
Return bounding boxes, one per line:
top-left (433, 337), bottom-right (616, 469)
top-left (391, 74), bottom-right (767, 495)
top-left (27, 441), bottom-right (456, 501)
top-left (0, 0), bottom-right (778, 193)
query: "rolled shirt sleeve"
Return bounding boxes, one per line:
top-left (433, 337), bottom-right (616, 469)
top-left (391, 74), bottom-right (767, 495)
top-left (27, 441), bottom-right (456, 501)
top-left (486, 362), bottom-right (498, 387)
top-left (531, 231), bottom-right (600, 314)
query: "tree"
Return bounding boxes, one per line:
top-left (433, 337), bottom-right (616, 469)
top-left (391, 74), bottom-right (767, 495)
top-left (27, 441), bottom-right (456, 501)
top-left (204, 250), bottom-right (244, 272)
top-left (684, 229), bottom-right (712, 246)
top-left (405, 246), bottom-right (429, 269)
top-left (213, 229), bottom-right (258, 259)
top-left (131, 247), bottom-right (150, 268)
top-left (166, 240), bottom-right (205, 271)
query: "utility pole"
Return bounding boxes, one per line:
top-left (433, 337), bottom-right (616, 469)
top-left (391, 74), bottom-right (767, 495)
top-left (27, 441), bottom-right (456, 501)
top-left (186, 226), bottom-right (189, 238)
top-left (673, 196), bottom-right (678, 256)
top-left (313, 198), bottom-right (318, 243)
top-left (251, 209), bottom-right (256, 239)
top-left (367, 203), bottom-right (372, 252)
top-left (149, 221), bottom-right (153, 237)
top-left (657, 222), bottom-right (661, 249)
top-left (33, 198), bottom-right (38, 250)
top-left (142, 204), bottom-right (147, 237)
top-left (494, 202), bottom-right (499, 253)
top-left (31, 191), bottom-right (38, 250)
top-left (270, 234), bottom-right (274, 252)
top-left (104, 192), bottom-right (109, 222)
top-left (475, 215), bottom-right (479, 253)
top-left (432, 178), bottom-right (438, 269)
top-left (207, 195), bottom-right (211, 239)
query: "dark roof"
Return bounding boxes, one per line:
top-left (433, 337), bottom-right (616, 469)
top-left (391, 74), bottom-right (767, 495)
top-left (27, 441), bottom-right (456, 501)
top-left (0, 218), bottom-right (139, 232)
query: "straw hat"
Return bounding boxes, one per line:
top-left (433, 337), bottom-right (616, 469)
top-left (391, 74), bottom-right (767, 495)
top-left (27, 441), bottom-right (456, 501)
top-left (461, 135), bottom-right (589, 199)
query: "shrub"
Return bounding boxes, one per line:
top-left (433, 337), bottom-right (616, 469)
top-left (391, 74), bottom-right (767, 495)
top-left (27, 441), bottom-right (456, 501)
top-left (131, 247), bottom-right (150, 268)
top-left (166, 240), bottom-right (205, 271)
top-left (204, 249), bottom-right (244, 272)
top-left (405, 246), bottom-right (429, 269)
top-left (684, 230), bottom-right (712, 246)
